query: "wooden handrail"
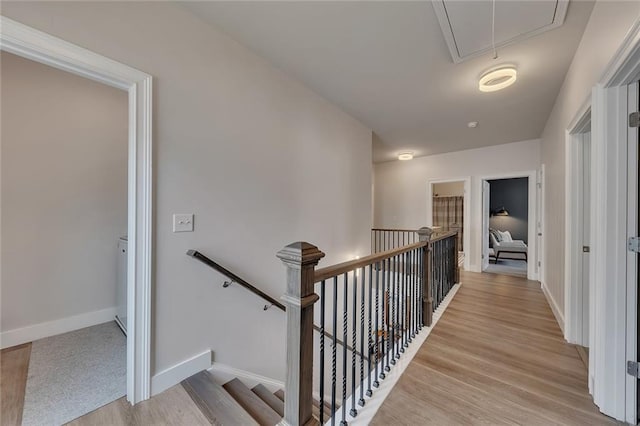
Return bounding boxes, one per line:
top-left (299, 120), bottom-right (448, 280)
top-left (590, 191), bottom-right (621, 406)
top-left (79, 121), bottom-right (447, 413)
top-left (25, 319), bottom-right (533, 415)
top-left (187, 249), bottom-right (286, 311)
top-left (430, 230), bottom-right (458, 243)
top-left (314, 241), bottom-right (427, 282)
top-left (186, 249), bottom-right (366, 360)
top-left (371, 227), bottom-right (418, 232)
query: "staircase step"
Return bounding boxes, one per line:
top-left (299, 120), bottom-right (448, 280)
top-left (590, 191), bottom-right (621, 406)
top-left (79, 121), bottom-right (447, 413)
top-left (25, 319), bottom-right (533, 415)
top-left (223, 378), bottom-right (282, 426)
top-left (273, 389), bottom-right (333, 421)
top-left (273, 389), bottom-right (284, 402)
top-left (182, 371), bottom-right (258, 425)
top-left (252, 384), bottom-right (284, 417)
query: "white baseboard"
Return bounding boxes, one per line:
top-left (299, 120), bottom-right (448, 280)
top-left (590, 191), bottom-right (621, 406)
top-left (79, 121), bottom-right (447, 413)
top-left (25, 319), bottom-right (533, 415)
top-left (151, 350), bottom-right (213, 396)
top-left (208, 362), bottom-right (284, 392)
top-left (0, 307), bottom-right (118, 349)
top-left (541, 282), bottom-right (565, 333)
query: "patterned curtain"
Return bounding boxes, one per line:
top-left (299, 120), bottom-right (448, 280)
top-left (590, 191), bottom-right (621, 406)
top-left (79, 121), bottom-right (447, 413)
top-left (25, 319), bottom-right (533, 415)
top-left (432, 196), bottom-right (464, 250)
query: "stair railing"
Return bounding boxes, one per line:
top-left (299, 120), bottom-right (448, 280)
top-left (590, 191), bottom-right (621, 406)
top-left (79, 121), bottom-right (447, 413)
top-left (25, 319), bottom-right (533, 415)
top-left (278, 227), bottom-right (459, 426)
top-left (186, 250), bottom-right (365, 360)
top-left (370, 228), bottom-right (419, 253)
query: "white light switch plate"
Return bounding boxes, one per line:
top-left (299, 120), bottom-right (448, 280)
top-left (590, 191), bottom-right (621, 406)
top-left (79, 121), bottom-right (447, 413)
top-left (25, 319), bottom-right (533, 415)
top-left (173, 214), bottom-right (194, 232)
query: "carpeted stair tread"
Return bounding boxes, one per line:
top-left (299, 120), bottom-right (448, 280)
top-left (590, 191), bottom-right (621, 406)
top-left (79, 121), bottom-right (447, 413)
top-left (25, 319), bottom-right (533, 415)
top-left (223, 378), bottom-right (281, 426)
top-left (251, 384), bottom-right (284, 417)
top-left (182, 371), bottom-right (258, 426)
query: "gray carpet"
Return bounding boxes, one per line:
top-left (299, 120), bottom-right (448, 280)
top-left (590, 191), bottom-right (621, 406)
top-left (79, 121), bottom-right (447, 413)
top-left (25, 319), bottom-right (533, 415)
top-left (485, 259), bottom-right (528, 277)
top-left (22, 321), bottom-right (126, 426)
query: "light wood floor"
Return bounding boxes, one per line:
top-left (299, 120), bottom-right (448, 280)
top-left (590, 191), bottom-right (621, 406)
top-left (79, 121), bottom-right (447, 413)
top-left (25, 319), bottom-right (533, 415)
top-left (2, 271), bottom-right (617, 425)
top-left (1, 343), bottom-right (32, 426)
top-left (371, 271), bottom-right (617, 425)
top-left (0, 341), bottom-right (209, 426)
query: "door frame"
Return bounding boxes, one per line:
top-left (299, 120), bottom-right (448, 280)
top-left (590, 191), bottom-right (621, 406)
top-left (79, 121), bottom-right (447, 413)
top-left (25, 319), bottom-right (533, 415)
top-left (588, 20), bottom-right (640, 422)
top-left (477, 171), bottom-right (538, 281)
top-left (426, 176), bottom-right (471, 271)
top-left (565, 102), bottom-right (592, 347)
top-left (0, 17), bottom-right (153, 404)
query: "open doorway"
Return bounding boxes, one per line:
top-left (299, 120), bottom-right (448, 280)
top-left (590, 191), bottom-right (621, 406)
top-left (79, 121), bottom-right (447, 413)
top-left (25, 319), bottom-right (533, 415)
top-left (427, 177), bottom-right (471, 271)
top-left (565, 112), bottom-right (592, 364)
top-left (1, 17), bottom-right (153, 407)
top-left (480, 171), bottom-right (538, 280)
top-left (1, 51), bottom-right (129, 424)
top-left (485, 178), bottom-right (529, 277)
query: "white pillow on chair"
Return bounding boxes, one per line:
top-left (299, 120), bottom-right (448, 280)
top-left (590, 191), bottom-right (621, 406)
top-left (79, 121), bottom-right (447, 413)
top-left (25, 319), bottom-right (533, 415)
top-left (498, 230), bottom-right (513, 242)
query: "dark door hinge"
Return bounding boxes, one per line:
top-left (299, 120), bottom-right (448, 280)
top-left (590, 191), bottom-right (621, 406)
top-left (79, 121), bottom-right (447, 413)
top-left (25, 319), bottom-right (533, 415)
top-left (630, 112), bottom-right (640, 128)
top-left (629, 237), bottom-right (640, 253)
top-left (628, 360), bottom-right (640, 378)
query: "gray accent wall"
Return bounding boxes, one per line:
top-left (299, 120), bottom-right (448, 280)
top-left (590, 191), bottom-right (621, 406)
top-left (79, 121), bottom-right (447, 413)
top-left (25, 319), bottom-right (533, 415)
top-left (489, 177), bottom-right (529, 243)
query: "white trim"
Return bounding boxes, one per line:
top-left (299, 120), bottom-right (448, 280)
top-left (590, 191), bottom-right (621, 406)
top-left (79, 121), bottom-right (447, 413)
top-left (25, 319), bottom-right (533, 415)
top-left (542, 282), bottom-right (565, 333)
top-left (0, 307), bottom-right (118, 349)
top-left (0, 17), bottom-right (153, 404)
top-left (625, 81), bottom-right (638, 425)
top-left (426, 176), bottom-right (471, 271)
top-left (477, 171), bottom-right (539, 281)
top-left (342, 283), bottom-right (461, 425)
top-left (588, 18), bottom-right (640, 419)
top-left (208, 362), bottom-right (285, 392)
top-left (151, 350), bottom-right (213, 397)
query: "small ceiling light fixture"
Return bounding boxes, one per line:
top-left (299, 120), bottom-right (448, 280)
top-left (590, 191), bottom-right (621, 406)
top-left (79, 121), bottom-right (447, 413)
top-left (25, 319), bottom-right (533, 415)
top-left (398, 152), bottom-right (414, 161)
top-left (479, 67), bottom-right (517, 92)
top-left (468, 121), bottom-right (478, 128)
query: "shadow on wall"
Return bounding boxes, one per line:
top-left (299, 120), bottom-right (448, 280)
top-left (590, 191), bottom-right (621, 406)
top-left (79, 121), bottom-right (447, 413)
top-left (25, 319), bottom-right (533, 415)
top-left (488, 177), bottom-right (528, 243)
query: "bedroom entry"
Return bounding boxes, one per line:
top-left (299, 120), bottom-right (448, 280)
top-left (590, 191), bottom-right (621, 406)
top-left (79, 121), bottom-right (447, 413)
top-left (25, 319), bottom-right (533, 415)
top-left (480, 172), bottom-right (538, 280)
top-left (427, 177), bottom-right (471, 271)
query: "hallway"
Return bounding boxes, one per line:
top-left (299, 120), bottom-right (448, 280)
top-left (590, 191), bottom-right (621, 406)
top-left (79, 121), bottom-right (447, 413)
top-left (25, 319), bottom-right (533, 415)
top-left (371, 271), bottom-right (615, 425)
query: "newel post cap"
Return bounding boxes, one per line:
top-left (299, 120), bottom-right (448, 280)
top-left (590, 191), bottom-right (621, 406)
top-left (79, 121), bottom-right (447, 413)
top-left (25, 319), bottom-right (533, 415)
top-left (417, 227), bottom-right (434, 242)
top-left (277, 242), bottom-right (325, 268)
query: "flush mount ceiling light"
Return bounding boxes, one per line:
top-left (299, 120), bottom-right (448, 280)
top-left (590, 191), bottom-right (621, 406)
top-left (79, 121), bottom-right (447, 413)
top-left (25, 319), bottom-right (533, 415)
top-left (398, 152), bottom-right (414, 161)
top-left (479, 67), bottom-right (517, 92)
top-left (468, 121), bottom-right (478, 128)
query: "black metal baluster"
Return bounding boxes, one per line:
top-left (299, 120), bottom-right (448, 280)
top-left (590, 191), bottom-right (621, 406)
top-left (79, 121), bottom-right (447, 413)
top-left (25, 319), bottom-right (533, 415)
top-left (366, 264), bottom-right (373, 397)
top-left (395, 253), bottom-right (401, 360)
top-left (358, 266), bottom-right (365, 407)
top-left (331, 276), bottom-right (338, 426)
top-left (400, 252), bottom-right (406, 352)
top-left (373, 262), bottom-right (380, 388)
top-left (408, 249), bottom-right (414, 343)
top-left (341, 273), bottom-right (348, 426)
top-left (410, 249), bottom-right (415, 337)
top-left (419, 246), bottom-right (424, 330)
top-left (379, 258), bottom-right (386, 380)
top-left (385, 257), bottom-right (391, 373)
top-left (390, 255), bottom-right (397, 365)
top-left (350, 270), bottom-right (357, 418)
top-left (415, 248), bottom-right (419, 335)
top-left (320, 280), bottom-right (326, 425)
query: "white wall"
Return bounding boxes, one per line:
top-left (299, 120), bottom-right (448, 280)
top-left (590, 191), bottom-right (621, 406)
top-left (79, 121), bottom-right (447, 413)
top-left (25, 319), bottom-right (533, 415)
top-left (0, 2), bottom-right (372, 383)
top-left (374, 139), bottom-right (540, 272)
top-left (1, 52), bottom-right (127, 332)
top-left (432, 181), bottom-right (464, 197)
top-left (540, 2), bottom-right (640, 314)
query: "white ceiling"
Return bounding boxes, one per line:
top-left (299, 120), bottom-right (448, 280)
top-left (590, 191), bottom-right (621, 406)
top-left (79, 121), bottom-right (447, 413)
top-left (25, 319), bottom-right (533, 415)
top-left (182, 1), bottom-right (594, 162)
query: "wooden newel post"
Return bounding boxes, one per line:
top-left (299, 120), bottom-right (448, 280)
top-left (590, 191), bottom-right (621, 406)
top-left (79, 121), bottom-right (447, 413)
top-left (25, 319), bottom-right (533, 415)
top-left (277, 242), bottom-right (325, 426)
top-left (417, 227), bottom-right (433, 327)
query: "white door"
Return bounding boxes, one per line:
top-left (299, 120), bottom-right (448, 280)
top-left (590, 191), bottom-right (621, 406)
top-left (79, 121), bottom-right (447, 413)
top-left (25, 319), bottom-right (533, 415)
top-left (482, 180), bottom-right (490, 271)
top-left (580, 132), bottom-right (591, 346)
top-left (536, 166), bottom-right (545, 282)
top-left (626, 81), bottom-right (639, 424)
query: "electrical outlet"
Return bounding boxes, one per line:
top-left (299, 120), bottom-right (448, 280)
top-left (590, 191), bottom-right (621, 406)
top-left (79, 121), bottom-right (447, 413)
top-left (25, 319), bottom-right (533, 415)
top-left (173, 214), bottom-right (194, 232)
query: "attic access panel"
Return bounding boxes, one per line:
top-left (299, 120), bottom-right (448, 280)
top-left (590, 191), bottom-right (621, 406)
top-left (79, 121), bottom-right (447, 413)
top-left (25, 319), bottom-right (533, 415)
top-left (432, 0), bottom-right (568, 63)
